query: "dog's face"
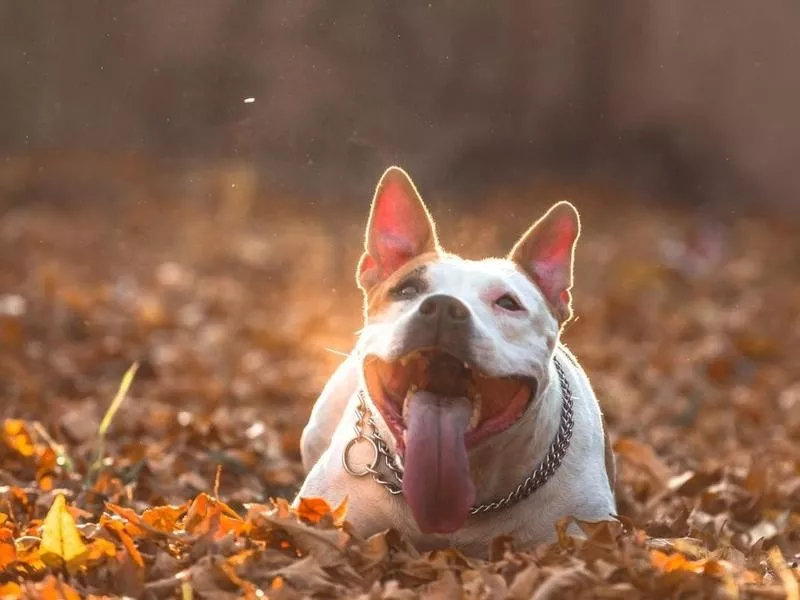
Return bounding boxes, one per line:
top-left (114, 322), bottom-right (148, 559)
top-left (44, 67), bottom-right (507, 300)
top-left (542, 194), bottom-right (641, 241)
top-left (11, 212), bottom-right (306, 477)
top-left (354, 167), bottom-right (580, 535)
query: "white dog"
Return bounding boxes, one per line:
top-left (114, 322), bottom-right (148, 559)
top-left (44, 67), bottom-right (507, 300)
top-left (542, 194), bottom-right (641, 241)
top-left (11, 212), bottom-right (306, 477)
top-left (295, 167), bottom-right (616, 557)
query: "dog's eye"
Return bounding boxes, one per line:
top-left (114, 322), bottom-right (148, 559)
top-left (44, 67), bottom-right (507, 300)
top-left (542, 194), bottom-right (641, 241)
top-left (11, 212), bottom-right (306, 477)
top-left (392, 281), bottom-right (421, 300)
top-left (496, 294), bottom-right (524, 312)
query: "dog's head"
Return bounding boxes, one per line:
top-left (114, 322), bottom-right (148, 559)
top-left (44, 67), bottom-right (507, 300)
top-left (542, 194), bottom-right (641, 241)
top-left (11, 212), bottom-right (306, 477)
top-left (354, 167), bottom-right (580, 534)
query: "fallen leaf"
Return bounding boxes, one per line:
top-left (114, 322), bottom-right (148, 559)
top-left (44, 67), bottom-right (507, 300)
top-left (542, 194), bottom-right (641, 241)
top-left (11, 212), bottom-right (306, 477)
top-left (39, 494), bottom-right (89, 573)
top-left (142, 502), bottom-right (189, 532)
top-left (614, 438), bottom-right (672, 488)
top-left (0, 583), bottom-right (22, 599)
top-left (2, 419), bottom-right (36, 457)
top-left (295, 497), bottom-right (332, 525)
top-left (0, 528), bottom-right (16, 570)
top-left (767, 547), bottom-right (799, 600)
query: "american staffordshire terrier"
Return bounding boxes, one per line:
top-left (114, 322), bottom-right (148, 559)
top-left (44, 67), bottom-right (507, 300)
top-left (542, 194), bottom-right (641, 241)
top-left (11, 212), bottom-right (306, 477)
top-left (295, 167), bottom-right (616, 556)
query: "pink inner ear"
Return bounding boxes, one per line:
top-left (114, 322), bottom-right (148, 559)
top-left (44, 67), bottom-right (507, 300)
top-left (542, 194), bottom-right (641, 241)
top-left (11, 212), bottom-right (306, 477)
top-left (369, 175), bottom-right (432, 278)
top-left (373, 178), bottom-right (420, 239)
top-left (359, 253), bottom-right (377, 277)
top-left (374, 235), bottom-right (415, 278)
top-left (522, 211), bottom-right (578, 313)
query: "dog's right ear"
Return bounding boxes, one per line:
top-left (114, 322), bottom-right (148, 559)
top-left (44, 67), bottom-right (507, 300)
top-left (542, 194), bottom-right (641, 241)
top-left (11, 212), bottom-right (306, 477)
top-left (357, 167), bottom-right (439, 292)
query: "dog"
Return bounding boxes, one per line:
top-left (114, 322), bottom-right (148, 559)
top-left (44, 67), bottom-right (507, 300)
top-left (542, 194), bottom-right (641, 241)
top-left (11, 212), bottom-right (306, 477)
top-left (295, 167), bottom-right (616, 557)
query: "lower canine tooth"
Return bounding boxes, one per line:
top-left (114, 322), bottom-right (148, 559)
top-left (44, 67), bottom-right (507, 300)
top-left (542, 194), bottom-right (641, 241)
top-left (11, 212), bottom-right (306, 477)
top-left (469, 395), bottom-right (482, 430)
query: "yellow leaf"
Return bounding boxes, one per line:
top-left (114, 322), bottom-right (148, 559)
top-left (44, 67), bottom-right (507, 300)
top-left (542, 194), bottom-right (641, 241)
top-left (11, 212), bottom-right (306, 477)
top-left (181, 578), bottom-right (193, 600)
top-left (39, 494), bottom-right (89, 573)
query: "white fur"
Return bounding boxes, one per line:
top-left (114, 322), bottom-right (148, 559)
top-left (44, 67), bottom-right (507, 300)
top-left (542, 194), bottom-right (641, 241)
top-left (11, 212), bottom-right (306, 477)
top-left (296, 253), bottom-right (616, 557)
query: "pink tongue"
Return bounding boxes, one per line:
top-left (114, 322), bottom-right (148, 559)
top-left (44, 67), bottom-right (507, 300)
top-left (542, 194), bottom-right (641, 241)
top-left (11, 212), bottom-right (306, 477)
top-left (402, 391), bottom-right (476, 534)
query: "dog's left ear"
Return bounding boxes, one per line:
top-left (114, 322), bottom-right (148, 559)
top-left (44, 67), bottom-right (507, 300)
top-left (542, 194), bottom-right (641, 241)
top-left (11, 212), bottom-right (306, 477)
top-left (509, 201), bottom-right (581, 323)
top-left (357, 167), bottom-right (439, 292)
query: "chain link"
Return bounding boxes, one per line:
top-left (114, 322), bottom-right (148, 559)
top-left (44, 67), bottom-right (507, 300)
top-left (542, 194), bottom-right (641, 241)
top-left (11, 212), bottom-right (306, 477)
top-left (342, 357), bottom-right (575, 514)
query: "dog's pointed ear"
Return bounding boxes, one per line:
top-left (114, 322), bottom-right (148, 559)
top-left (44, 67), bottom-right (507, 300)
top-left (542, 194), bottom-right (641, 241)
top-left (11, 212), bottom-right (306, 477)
top-left (509, 201), bottom-right (580, 323)
top-left (357, 167), bottom-right (439, 291)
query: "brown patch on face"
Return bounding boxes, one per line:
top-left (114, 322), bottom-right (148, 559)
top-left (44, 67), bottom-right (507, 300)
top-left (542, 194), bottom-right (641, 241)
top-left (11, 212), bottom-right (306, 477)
top-left (362, 252), bottom-right (441, 318)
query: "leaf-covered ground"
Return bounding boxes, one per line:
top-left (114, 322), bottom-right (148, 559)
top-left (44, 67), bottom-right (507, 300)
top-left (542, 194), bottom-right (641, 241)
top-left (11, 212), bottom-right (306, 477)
top-left (1, 182), bottom-right (799, 598)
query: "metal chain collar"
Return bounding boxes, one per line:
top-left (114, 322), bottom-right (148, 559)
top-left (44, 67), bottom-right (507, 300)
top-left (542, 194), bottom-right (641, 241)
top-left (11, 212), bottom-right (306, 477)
top-left (341, 357), bottom-right (575, 515)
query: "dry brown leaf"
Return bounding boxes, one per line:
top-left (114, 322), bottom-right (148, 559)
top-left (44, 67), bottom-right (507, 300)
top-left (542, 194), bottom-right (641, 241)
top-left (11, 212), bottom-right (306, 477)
top-left (614, 438), bottom-right (673, 488)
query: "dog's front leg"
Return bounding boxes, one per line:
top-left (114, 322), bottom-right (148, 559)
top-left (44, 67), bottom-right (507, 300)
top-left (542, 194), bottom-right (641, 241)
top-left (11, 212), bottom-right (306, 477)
top-left (293, 441), bottom-right (399, 538)
top-left (300, 353), bottom-right (360, 472)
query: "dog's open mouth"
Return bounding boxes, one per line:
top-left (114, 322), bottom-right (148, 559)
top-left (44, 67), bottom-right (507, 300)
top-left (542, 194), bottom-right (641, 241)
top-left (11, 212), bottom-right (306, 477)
top-left (363, 349), bottom-right (535, 452)
top-left (362, 349), bottom-right (536, 535)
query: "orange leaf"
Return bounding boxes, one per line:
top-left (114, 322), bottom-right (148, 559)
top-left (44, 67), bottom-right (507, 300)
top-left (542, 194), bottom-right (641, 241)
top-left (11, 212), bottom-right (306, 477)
top-left (0, 528), bottom-right (16, 570)
top-left (184, 493), bottom-right (244, 536)
top-left (295, 497), bottom-right (332, 525)
top-left (103, 503), bottom-right (146, 537)
top-left (650, 549), bottom-right (709, 573)
top-left (0, 583), bottom-right (21, 598)
top-left (33, 575), bottom-right (81, 600)
top-left (99, 512), bottom-right (144, 569)
top-left (270, 498), bottom-right (292, 519)
top-left (86, 538), bottom-right (118, 564)
top-left (767, 547), bottom-right (799, 600)
top-left (2, 419), bottom-right (36, 457)
top-left (115, 529), bottom-right (144, 569)
top-left (330, 496), bottom-right (349, 528)
top-left (141, 503), bottom-right (189, 533)
top-left (271, 576), bottom-right (285, 590)
top-left (15, 542), bottom-right (45, 573)
top-left (39, 494), bottom-right (89, 573)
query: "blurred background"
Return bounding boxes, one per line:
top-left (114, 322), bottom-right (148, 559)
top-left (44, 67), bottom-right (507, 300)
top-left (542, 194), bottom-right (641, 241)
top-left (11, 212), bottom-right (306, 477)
top-left (1, 2), bottom-right (799, 507)
top-left (2, 1), bottom-right (800, 214)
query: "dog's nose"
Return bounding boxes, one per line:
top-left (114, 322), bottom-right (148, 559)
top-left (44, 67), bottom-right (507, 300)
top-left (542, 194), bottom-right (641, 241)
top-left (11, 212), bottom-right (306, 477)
top-left (418, 294), bottom-right (471, 322)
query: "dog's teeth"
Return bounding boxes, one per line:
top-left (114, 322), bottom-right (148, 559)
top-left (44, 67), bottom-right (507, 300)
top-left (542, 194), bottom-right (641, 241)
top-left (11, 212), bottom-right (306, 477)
top-left (402, 393), bottom-right (412, 421)
top-left (402, 430), bottom-right (408, 445)
top-left (469, 394), bottom-right (482, 431)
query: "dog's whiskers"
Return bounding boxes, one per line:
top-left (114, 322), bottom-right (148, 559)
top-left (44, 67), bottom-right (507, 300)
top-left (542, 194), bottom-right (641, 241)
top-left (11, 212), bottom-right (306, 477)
top-left (324, 347), bottom-right (351, 357)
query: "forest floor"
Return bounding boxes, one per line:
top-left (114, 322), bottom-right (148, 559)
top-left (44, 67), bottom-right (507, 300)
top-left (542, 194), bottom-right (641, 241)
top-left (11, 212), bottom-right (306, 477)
top-left (1, 172), bottom-right (799, 598)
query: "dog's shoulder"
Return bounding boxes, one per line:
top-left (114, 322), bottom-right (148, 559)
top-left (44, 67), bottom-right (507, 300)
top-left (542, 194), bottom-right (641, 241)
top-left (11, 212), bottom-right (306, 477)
top-left (555, 343), bottom-right (616, 492)
top-left (300, 353), bottom-right (360, 471)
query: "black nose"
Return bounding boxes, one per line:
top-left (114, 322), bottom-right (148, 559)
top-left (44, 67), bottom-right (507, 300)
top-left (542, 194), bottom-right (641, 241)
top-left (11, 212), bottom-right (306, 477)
top-left (418, 294), bottom-right (471, 322)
